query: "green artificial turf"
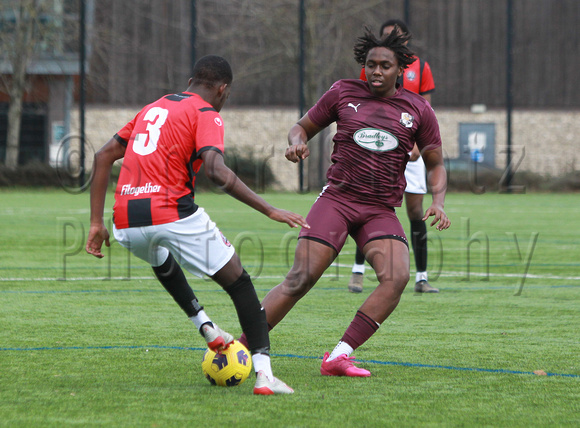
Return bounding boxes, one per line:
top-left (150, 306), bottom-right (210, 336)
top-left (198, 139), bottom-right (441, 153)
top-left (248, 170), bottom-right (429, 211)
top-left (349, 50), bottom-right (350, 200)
top-left (0, 189), bottom-right (578, 427)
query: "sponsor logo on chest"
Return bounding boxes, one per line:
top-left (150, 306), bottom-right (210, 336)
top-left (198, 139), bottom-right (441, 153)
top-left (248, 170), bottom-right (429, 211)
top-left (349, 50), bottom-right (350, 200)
top-left (353, 128), bottom-right (399, 152)
top-left (120, 182), bottom-right (161, 196)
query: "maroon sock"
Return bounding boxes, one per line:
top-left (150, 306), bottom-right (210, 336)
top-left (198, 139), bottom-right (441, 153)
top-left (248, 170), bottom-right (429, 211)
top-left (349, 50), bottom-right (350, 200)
top-left (340, 310), bottom-right (379, 350)
top-left (238, 323), bottom-right (273, 351)
top-left (238, 332), bottom-right (249, 349)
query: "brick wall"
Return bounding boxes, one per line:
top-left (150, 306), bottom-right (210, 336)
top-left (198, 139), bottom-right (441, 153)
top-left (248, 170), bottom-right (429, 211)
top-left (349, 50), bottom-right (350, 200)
top-left (75, 106), bottom-right (579, 191)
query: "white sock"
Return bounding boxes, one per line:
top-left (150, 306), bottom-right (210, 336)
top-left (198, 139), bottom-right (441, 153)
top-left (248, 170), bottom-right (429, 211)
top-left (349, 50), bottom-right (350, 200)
top-left (189, 310), bottom-right (212, 332)
top-left (252, 353), bottom-right (274, 382)
top-left (352, 263), bottom-right (365, 275)
top-left (416, 271), bottom-right (428, 283)
top-left (328, 341), bottom-right (354, 361)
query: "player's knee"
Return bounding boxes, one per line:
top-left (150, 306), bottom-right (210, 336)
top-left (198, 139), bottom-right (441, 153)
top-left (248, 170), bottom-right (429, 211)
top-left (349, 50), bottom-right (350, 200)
top-left (405, 195), bottom-right (424, 220)
top-left (376, 269), bottom-right (409, 289)
top-left (282, 269), bottom-right (314, 298)
top-left (223, 269), bottom-right (252, 295)
top-left (398, 269), bottom-right (411, 286)
top-left (406, 205), bottom-right (424, 221)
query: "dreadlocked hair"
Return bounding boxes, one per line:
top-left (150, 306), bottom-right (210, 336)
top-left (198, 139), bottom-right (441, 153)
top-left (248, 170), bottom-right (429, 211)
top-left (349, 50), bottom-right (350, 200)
top-left (353, 26), bottom-right (416, 70)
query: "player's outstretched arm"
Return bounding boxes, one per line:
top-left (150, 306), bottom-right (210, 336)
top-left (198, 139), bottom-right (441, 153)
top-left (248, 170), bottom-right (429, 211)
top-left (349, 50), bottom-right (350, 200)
top-left (86, 138), bottom-right (126, 258)
top-left (201, 150), bottom-right (309, 229)
top-left (422, 147), bottom-right (451, 231)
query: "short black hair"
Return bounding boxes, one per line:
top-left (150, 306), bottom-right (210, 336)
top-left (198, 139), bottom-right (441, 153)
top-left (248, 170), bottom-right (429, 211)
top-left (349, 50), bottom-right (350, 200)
top-left (353, 26), bottom-right (416, 69)
top-left (379, 19), bottom-right (410, 37)
top-left (191, 55), bottom-right (233, 88)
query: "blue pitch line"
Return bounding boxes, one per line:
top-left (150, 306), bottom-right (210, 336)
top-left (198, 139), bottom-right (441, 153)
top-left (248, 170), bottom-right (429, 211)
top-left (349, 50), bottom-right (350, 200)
top-left (1, 345), bottom-right (578, 379)
top-left (274, 353), bottom-right (580, 378)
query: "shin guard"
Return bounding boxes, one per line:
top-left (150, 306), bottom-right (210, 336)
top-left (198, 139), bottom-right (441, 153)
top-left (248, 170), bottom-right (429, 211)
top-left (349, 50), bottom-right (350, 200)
top-left (224, 270), bottom-right (270, 355)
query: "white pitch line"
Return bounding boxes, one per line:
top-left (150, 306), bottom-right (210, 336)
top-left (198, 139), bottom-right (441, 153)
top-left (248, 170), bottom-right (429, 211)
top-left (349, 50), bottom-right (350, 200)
top-left (1, 270), bottom-right (580, 282)
top-left (0, 276), bottom-right (155, 282)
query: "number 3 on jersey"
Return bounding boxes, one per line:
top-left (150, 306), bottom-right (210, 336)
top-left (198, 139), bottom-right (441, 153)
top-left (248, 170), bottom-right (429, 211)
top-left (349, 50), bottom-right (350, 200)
top-left (133, 107), bottom-right (169, 156)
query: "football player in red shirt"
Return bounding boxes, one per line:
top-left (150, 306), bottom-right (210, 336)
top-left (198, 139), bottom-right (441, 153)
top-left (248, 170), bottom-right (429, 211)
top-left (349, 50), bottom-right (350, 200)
top-left (86, 55), bottom-right (308, 395)
top-left (240, 28), bottom-right (450, 377)
top-left (349, 19), bottom-right (439, 294)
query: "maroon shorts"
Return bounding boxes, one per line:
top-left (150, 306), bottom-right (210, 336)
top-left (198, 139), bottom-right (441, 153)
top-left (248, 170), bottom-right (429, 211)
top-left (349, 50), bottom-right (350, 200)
top-left (299, 185), bottom-right (408, 253)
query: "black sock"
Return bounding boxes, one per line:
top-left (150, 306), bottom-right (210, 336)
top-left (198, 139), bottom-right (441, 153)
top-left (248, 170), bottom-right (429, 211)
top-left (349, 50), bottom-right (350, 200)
top-left (354, 247), bottom-right (365, 265)
top-left (152, 253), bottom-right (201, 317)
top-left (223, 270), bottom-right (269, 355)
top-left (410, 220), bottom-right (428, 273)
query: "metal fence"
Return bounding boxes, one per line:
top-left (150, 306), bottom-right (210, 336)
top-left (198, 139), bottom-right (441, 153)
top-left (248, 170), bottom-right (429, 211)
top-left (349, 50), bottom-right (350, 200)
top-left (85, 0), bottom-right (579, 109)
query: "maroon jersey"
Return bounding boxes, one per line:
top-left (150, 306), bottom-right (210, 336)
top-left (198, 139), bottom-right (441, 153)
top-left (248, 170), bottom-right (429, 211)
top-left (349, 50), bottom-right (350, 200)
top-left (113, 92), bottom-right (225, 229)
top-left (307, 79), bottom-right (441, 207)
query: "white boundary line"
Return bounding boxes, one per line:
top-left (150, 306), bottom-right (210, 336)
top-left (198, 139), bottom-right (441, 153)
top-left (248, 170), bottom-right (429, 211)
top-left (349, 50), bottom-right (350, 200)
top-left (1, 270), bottom-right (580, 282)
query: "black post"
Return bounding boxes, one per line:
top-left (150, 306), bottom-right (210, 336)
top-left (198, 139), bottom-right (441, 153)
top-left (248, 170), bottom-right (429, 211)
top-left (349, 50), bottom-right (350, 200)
top-left (191, 0), bottom-right (197, 72)
top-left (298, 0), bottom-right (306, 193)
top-left (79, 0), bottom-right (86, 188)
top-left (404, 0), bottom-right (411, 26)
top-left (505, 0), bottom-right (513, 191)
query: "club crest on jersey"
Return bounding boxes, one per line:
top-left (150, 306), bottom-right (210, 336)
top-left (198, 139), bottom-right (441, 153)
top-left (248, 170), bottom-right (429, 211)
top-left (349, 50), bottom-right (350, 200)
top-left (353, 128), bottom-right (398, 152)
top-left (406, 71), bottom-right (417, 81)
top-left (214, 117), bottom-right (223, 126)
top-left (220, 231), bottom-right (231, 247)
top-left (400, 112), bottom-right (414, 128)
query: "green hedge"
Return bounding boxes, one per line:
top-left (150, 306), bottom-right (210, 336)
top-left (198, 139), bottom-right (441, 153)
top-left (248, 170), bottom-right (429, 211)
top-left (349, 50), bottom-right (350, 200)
top-left (1, 158), bottom-right (578, 193)
top-left (0, 149), bottom-right (277, 192)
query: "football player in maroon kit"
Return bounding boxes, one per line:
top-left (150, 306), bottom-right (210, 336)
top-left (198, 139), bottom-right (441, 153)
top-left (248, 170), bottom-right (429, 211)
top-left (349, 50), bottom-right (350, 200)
top-left (349, 19), bottom-right (439, 294)
top-left (86, 55), bottom-right (308, 394)
top-left (240, 28), bottom-right (450, 377)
